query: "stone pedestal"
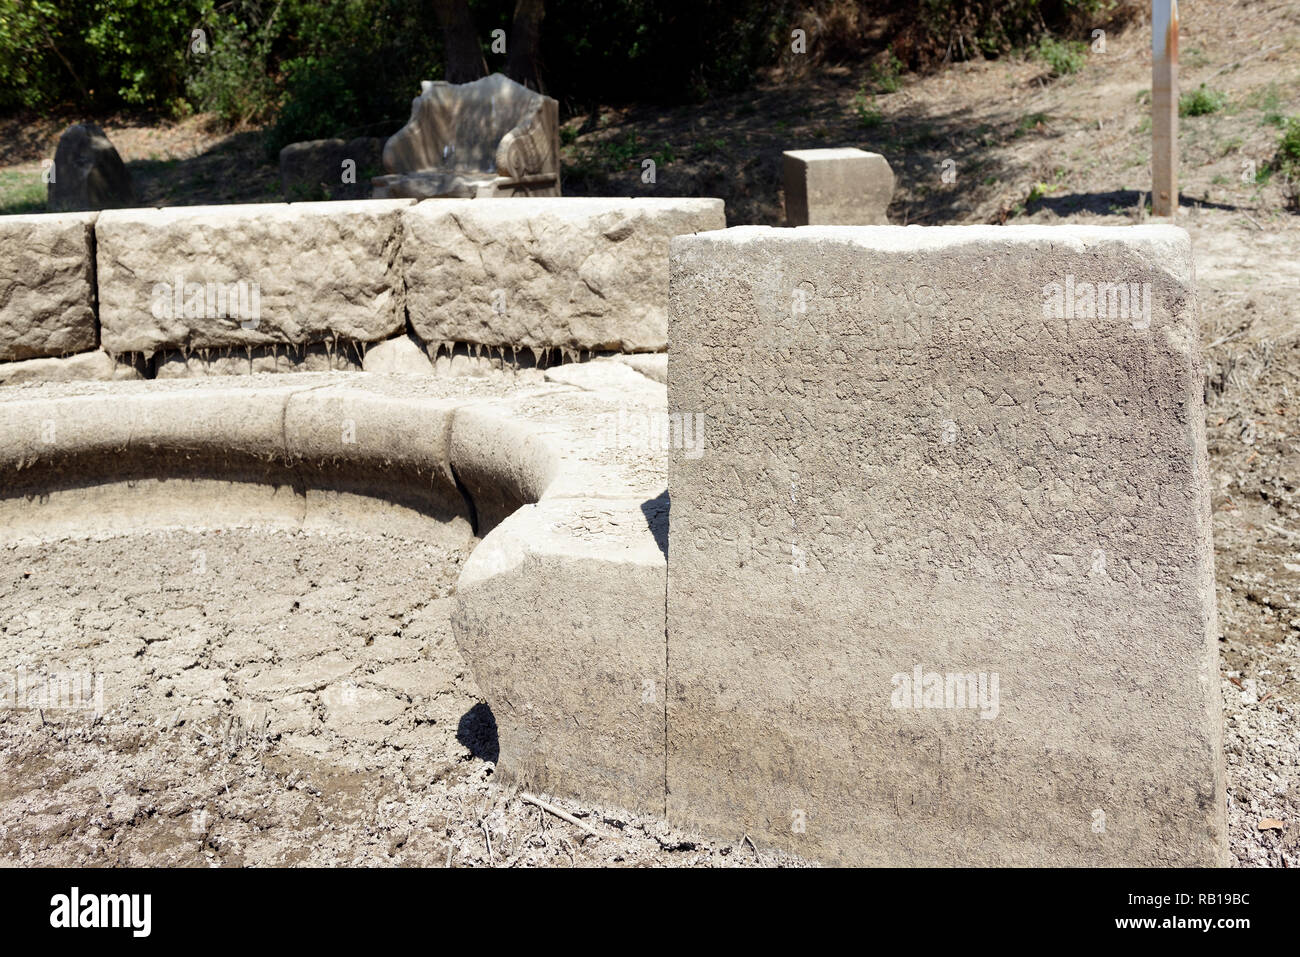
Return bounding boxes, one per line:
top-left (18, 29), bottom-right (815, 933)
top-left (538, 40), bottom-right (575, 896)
top-left (667, 224), bottom-right (1225, 866)
top-left (782, 147), bottom-right (893, 225)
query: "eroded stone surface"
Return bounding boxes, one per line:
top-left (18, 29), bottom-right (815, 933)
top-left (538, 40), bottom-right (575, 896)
top-left (375, 74), bottom-right (560, 199)
top-left (363, 334), bottom-right (434, 374)
top-left (403, 198), bottom-right (726, 354)
top-left (613, 353), bottom-right (667, 384)
top-left (47, 123), bottom-right (136, 213)
top-left (0, 350), bottom-right (144, 386)
top-left (667, 224), bottom-right (1225, 865)
top-left (543, 357), bottom-right (664, 405)
top-left (0, 212), bottom-right (97, 361)
top-left (782, 148), bottom-right (893, 226)
top-left (97, 200), bottom-right (413, 354)
top-left (279, 137), bottom-right (383, 201)
top-left (453, 497), bottom-right (667, 812)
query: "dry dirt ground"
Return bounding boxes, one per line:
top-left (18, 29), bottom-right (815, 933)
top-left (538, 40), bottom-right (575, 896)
top-left (0, 528), bottom-right (802, 867)
top-left (1192, 213), bottom-right (1300, 868)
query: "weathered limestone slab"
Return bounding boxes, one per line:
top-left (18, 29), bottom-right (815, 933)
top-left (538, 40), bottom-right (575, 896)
top-left (452, 496), bottom-right (667, 812)
top-left (97, 200), bottom-right (413, 355)
top-left (613, 352), bottom-right (667, 385)
top-left (47, 122), bottom-right (136, 212)
top-left (403, 198), bottom-right (726, 354)
top-left (782, 148), bottom-right (893, 225)
top-left (449, 382), bottom-right (670, 815)
top-left (375, 74), bottom-right (560, 199)
top-left (362, 334), bottom-right (434, 374)
top-left (0, 350), bottom-right (143, 386)
top-left (543, 357), bottom-right (664, 406)
top-left (279, 137), bottom-right (384, 201)
top-left (667, 224), bottom-right (1224, 866)
top-left (0, 211), bottom-right (97, 360)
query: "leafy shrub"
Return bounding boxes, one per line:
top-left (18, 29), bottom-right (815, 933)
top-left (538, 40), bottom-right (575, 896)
top-left (1180, 84), bottom-right (1228, 117)
top-left (1, 0), bottom-right (211, 113)
top-left (1269, 116), bottom-right (1300, 209)
top-left (0, 0), bottom-right (63, 110)
top-left (1035, 35), bottom-right (1087, 76)
top-left (898, 0), bottom-right (1139, 67)
top-left (263, 0), bottom-right (442, 154)
top-left (869, 51), bottom-right (904, 92)
top-left (84, 0), bottom-right (208, 108)
top-left (1275, 118), bottom-right (1300, 176)
top-left (853, 85), bottom-right (883, 129)
top-left (540, 0), bottom-right (789, 106)
top-left (1, 0), bottom-right (1147, 136)
top-left (186, 14), bottom-right (279, 126)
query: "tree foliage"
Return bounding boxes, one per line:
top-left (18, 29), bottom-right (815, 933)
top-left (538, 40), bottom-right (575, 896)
top-left (1, 0), bottom-right (1140, 142)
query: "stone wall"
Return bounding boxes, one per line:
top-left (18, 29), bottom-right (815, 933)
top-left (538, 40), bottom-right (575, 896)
top-left (0, 197), bottom-right (725, 385)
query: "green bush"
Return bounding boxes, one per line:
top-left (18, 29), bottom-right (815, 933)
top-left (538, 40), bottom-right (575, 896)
top-left (1279, 118), bottom-right (1300, 168)
top-left (1180, 84), bottom-right (1228, 117)
top-left (84, 0), bottom-right (209, 108)
top-left (186, 15), bottom-right (279, 126)
top-left (853, 85), bottom-right (883, 129)
top-left (1271, 117), bottom-right (1300, 209)
top-left (540, 0), bottom-right (790, 105)
top-left (0, 0), bottom-right (62, 110)
top-left (263, 0), bottom-right (442, 154)
top-left (1035, 35), bottom-right (1087, 76)
top-left (0, 0), bottom-right (1145, 142)
top-left (1270, 116), bottom-right (1300, 178)
top-left (906, 0), bottom-right (1136, 65)
top-left (1, 0), bottom-right (211, 112)
top-left (869, 51), bottom-right (904, 93)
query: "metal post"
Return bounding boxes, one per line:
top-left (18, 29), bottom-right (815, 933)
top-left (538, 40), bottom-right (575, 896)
top-left (1152, 0), bottom-right (1179, 217)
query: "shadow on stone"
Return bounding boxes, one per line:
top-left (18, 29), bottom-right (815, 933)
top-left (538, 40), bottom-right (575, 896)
top-left (641, 490), bottom-right (668, 558)
top-left (457, 702), bottom-right (499, 763)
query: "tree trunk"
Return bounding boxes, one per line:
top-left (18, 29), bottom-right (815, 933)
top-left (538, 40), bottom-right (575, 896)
top-left (434, 0), bottom-right (487, 83)
top-left (506, 0), bottom-right (546, 91)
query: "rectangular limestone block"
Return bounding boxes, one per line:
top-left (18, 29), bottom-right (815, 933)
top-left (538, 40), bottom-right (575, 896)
top-left (0, 349), bottom-right (143, 386)
top-left (96, 200), bottom-right (413, 354)
top-left (783, 148), bottom-right (893, 226)
top-left (667, 224), bottom-right (1224, 866)
top-left (403, 197), bottom-right (726, 354)
top-left (0, 211), bottom-right (98, 360)
top-left (452, 497), bottom-right (668, 817)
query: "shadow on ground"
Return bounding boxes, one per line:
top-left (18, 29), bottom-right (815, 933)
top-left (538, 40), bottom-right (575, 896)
top-left (457, 702), bottom-right (500, 763)
top-left (559, 66), bottom-right (1036, 226)
top-left (1028, 188), bottom-right (1247, 217)
top-left (125, 129), bottom-right (281, 207)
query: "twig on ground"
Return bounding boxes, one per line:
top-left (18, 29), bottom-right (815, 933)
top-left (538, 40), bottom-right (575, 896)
top-left (520, 792), bottom-right (618, 841)
top-left (1207, 328), bottom-right (1249, 350)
